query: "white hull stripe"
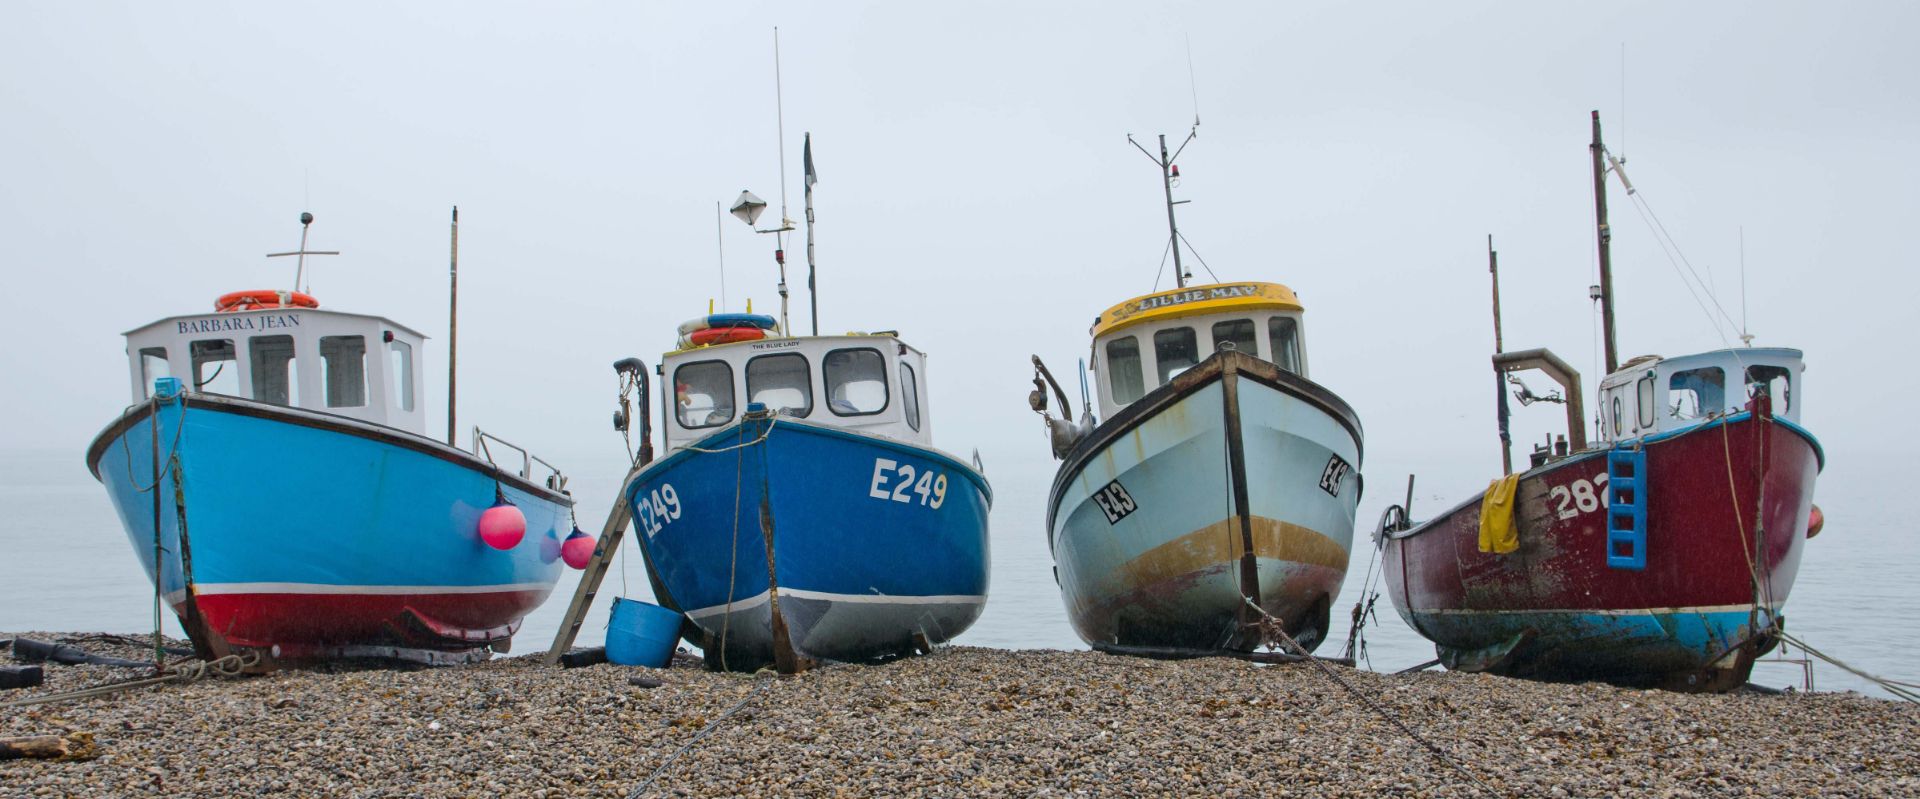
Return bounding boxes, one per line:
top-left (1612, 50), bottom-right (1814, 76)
top-left (187, 582), bottom-right (553, 597)
top-left (1410, 603), bottom-right (1779, 617)
top-left (685, 589), bottom-right (987, 621)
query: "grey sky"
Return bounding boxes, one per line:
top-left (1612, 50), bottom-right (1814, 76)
top-left (3, 1), bottom-right (1915, 524)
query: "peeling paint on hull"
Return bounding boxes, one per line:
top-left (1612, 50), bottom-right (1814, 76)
top-left (1048, 351), bottom-right (1362, 654)
top-left (1383, 404), bottom-right (1821, 689)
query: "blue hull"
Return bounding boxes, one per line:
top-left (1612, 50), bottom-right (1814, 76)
top-left (629, 413), bottom-right (991, 670)
top-left (87, 392), bottom-right (570, 657)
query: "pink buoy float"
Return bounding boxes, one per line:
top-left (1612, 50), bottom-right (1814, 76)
top-left (561, 527), bottom-right (596, 569)
top-left (478, 497), bottom-right (527, 550)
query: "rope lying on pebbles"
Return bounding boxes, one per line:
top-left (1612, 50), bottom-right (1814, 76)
top-left (1245, 597), bottom-right (1504, 797)
top-left (624, 672), bottom-right (775, 799)
top-left (0, 652), bottom-right (258, 709)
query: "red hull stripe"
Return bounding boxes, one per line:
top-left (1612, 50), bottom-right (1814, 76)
top-left (192, 582), bottom-right (553, 595)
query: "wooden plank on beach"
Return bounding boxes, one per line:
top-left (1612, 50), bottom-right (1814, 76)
top-left (0, 733), bottom-right (98, 761)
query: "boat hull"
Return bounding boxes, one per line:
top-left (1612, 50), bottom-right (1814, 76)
top-left (1382, 403), bottom-right (1820, 689)
top-left (87, 392), bottom-right (570, 660)
top-left (629, 414), bottom-right (991, 671)
top-left (1048, 351), bottom-right (1363, 654)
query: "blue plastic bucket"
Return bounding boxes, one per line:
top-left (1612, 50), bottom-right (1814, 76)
top-left (607, 597), bottom-right (683, 667)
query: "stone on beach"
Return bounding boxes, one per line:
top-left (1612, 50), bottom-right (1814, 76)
top-left (2, 631), bottom-right (1916, 797)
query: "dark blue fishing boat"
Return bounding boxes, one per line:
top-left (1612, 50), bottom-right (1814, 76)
top-left (625, 324), bottom-right (991, 671)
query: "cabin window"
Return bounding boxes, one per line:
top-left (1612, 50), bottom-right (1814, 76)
top-left (1668, 367), bottom-right (1725, 421)
top-left (1106, 336), bottom-right (1145, 405)
top-left (319, 335), bottom-right (368, 408)
top-left (1611, 395), bottom-right (1623, 437)
top-left (1211, 318), bottom-right (1258, 356)
top-left (138, 347), bottom-right (170, 398)
top-left (1745, 365), bottom-right (1792, 412)
top-left (388, 339), bottom-right (414, 412)
top-left (746, 353), bottom-right (811, 418)
top-left (1268, 316), bottom-right (1302, 374)
top-left (825, 348), bottom-right (889, 416)
top-left (248, 335), bottom-right (300, 406)
top-left (674, 360), bottom-right (735, 429)
top-left (900, 362), bottom-right (922, 431)
top-left (1153, 327), bottom-right (1198, 384)
top-left (190, 339), bottom-right (239, 396)
top-left (1635, 373), bottom-right (1656, 429)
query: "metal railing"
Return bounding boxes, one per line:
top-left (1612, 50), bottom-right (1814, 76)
top-left (472, 427), bottom-right (567, 492)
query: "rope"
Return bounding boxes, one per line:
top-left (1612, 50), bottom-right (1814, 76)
top-left (1774, 631), bottom-right (1920, 704)
top-left (680, 418), bottom-right (776, 454)
top-left (118, 396), bottom-right (187, 493)
top-left (1243, 597), bottom-right (1503, 797)
top-left (1174, 231), bottom-right (1222, 284)
top-left (0, 652), bottom-right (260, 709)
top-left (717, 420), bottom-right (754, 673)
top-left (624, 673), bottom-right (774, 799)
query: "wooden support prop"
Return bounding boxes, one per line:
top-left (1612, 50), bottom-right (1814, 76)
top-left (0, 665), bottom-right (44, 690)
top-left (545, 464), bottom-right (644, 666)
top-left (0, 732), bottom-right (99, 761)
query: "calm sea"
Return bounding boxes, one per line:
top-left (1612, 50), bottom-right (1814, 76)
top-left (2, 446), bottom-right (1909, 700)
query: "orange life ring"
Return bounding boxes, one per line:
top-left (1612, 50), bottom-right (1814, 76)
top-left (688, 326), bottom-right (768, 346)
top-left (215, 290), bottom-right (319, 313)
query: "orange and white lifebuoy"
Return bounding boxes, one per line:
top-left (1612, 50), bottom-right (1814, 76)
top-left (215, 290), bottom-right (320, 313)
top-left (688, 326), bottom-right (769, 346)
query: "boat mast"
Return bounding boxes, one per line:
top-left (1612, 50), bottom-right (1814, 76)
top-left (1130, 129), bottom-right (1197, 288)
top-left (1590, 110), bottom-right (1620, 374)
top-left (804, 132), bottom-right (819, 336)
top-left (1489, 235), bottom-right (1512, 475)
top-left (446, 206), bottom-right (459, 446)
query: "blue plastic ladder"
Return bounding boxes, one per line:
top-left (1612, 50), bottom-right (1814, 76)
top-left (1606, 446), bottom-right (1648, 569)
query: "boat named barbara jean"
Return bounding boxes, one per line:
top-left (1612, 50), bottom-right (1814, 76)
top-left (86, 213), bottom-right (573, 665)
top-left (1029, 130), bottom-right (1362, 657)
top-left (1379, 113), bottom-right (1824, 691)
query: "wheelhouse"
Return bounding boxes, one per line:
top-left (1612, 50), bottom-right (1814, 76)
top-left (122, 306), bottom-right (429, 436)
top-left (660, 333), bottom-right (933, 451)
top-left (1596, 347), bottom-right (1805, 444)
top-left (1087, 282), bottom-right (1309, 419)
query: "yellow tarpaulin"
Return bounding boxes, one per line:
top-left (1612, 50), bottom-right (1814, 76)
top-left (1478, 474), bottom-right (1521, 554)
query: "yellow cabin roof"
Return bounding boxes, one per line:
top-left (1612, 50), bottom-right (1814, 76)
top-left (1090, 281), bottom-right (1303, 339)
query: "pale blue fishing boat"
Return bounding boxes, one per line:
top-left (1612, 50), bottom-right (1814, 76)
top-left (86, 213), bottom-right (572, 665)
top-left (1029, 133), bottom-right (1363, 657)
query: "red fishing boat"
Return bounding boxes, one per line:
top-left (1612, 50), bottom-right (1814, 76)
top-left (1379, 113), bottom-right (1825, 691)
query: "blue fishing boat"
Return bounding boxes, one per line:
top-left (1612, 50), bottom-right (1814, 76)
top-left (617, 163), bottom-right (990, 672)
top-left (1029, 133), bottom-right (1363, 657)
top-left (86, 213), bottom-right (573, 665)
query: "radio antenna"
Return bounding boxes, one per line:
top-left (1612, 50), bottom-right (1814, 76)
top-left (1185, 34), bottom-right (1202, 127)
top-left (715, 201), bottom-right (728, 310)
top-left (1739, 225), bottom-right (1753, 346)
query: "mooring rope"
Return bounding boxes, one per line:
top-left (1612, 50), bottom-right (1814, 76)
top-left (1243, 597), bottom-right (1503, 797)
top-left (1772, 632), bottom-right (1919, 704)
top-left (624, 673), bottom-right (775, 799)
top-left (0, 652), bottom-right (260, 709)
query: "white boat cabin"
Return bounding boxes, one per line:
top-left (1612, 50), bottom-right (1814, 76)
top-left (661, 333), bottom-right (933, 450)
top-left (1595, 347), bottom-right (1805, 443)
top-left (122, 305), bottom-right (429, 435)
top-left (1086, 282), bottom-right (1310, 420)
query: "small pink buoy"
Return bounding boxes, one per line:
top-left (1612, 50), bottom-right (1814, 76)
top-left (1806, 504), bottom-right (1825, 539)
top-left (478, 498), bottom-right (527, 550)
top-left (561, 527), bottom-right (596, 570)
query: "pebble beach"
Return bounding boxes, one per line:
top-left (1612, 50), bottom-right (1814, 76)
top-left (3, 633), bottom-right (1917, 798)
